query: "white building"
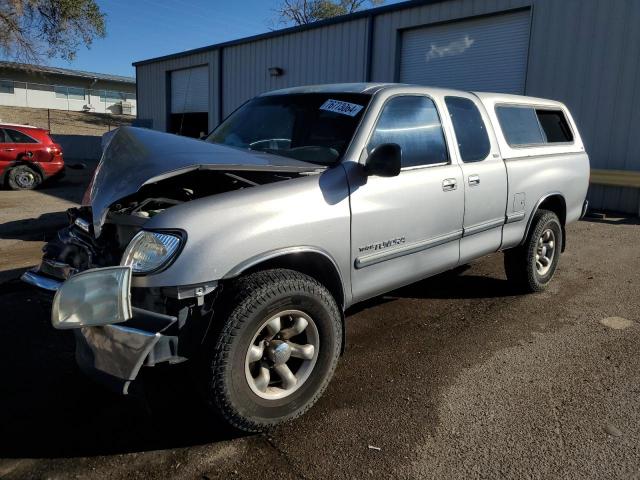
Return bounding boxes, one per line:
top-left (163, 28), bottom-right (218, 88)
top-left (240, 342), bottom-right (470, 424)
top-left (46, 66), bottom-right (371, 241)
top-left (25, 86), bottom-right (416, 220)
top-left (0, 61), bottom-right (136, 116)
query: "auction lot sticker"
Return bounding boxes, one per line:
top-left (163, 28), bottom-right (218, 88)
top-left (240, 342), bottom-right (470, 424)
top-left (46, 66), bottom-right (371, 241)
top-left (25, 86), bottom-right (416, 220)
top-left (320, 99), bottom-right (364, 117)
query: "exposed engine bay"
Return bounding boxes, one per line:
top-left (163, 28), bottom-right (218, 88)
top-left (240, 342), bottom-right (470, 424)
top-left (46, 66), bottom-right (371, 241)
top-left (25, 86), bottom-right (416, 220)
top-left (41, 168), bottom-right (305, 279)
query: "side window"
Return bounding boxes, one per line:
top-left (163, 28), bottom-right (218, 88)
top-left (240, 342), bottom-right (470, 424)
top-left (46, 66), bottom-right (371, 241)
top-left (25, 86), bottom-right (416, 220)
top-left (5, 129), bottom-right (38, 144)
top-left (496, 106), bottom-right (545, 146)
top-left (0, 129), bottom-right (9, 143)
top-left (368, 95), bottom-right (448, 168)
top-left (536, 110), bottom-right (573, 143)
top-left (445, 96), bottom-right (491, 162)
top-left (496, 105), bottom-right (574, 147)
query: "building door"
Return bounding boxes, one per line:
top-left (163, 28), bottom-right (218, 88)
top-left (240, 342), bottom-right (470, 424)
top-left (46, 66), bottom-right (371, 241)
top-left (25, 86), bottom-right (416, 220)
top-left (349, 95), bottom-right (464, 302)
top-left (399, 10), bottom-right (531, 94)
top-left (169, 65), bottom-right (209, 137)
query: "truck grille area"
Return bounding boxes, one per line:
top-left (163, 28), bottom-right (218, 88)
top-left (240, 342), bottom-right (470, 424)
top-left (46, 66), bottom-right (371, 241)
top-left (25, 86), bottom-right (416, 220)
top-left (40, 207), bottom-right (132, 280)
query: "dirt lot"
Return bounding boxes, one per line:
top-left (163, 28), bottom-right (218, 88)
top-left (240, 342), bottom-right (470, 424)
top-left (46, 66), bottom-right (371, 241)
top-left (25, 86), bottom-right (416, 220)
top-left (0, 177), bottom-right (638, 479)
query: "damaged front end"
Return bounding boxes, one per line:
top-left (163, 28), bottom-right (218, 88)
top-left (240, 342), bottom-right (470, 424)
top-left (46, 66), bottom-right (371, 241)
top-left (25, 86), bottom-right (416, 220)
top-left (21, 126), bottom-right (323, 394)
top-left (51, 265), bottom-right (202, 394)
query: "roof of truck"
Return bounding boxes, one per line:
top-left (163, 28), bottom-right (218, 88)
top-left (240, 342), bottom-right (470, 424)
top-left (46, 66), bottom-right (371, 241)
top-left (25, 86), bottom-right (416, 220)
top-left (261, 83), bottom-right (399, 96)
top-left (262, 83), bottom-right (567, 108)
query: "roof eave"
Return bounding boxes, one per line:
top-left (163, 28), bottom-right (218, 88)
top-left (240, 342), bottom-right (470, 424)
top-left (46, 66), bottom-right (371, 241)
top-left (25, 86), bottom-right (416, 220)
top-left (132, 0), bottom-right (445, 67)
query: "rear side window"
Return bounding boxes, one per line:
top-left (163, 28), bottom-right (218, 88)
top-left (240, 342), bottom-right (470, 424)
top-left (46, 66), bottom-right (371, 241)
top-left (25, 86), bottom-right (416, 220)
top-left (445, 96), bottom-right (491, 162)
top-left (369, 95), bottom-right (448, 168)
top-left (5, 129), bottom-right (38, 143)
top-left (536, 110), bottom-right (573, 143)
top-left (496, 105), bottom-right (573, 147)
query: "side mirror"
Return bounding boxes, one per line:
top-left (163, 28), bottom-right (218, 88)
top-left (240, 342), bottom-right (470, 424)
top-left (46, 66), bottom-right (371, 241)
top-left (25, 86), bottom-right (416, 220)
top-left (365, 143), bottom-right (401, 177)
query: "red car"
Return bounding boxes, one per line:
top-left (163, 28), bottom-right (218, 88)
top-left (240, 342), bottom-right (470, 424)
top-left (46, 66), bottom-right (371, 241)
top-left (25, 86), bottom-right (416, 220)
top-left (0, 123), bottom-right (65, 190)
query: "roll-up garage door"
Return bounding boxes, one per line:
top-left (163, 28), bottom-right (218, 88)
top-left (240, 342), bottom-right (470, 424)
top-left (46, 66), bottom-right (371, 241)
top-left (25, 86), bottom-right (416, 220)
top-left (169, 65), bottom-right (209, 137)
top-left (400, 10), bottom-right (531, 94)
top-left (171, 65), bottom-right (209, 113)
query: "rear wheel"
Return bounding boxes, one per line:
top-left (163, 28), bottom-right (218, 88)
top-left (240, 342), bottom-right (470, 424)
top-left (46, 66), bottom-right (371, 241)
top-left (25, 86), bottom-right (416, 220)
top-left (204, 269), bottom-right (342, 432)
top-left (504, 209), bottom-right (563, 292)
top-left (7, 165), bottom-right (41, 190)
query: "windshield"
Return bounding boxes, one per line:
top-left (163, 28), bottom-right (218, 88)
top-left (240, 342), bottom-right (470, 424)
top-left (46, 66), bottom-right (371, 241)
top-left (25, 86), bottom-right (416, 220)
top-left (205, 93), bottom-right (371, 165)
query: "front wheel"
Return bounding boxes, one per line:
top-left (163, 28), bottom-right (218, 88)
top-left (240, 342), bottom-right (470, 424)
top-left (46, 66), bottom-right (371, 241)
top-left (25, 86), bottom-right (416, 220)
top-left (504, 209), bottom-right (563, 292)
top-left (204, 269), bottom-right (342, 432)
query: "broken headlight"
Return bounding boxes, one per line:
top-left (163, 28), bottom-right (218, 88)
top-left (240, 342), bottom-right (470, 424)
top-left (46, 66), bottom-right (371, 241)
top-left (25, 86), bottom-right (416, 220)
top-left (121, 231), bottom-right (183, 274)
top-left (52, 266), bottom-right (132, 330)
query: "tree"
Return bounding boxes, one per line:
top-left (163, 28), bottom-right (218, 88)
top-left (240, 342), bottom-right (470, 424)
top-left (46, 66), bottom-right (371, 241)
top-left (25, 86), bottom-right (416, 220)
top-left (275, 0), bottom-right (384, 26)
top-left (0, 0), bottom-right (106, 64)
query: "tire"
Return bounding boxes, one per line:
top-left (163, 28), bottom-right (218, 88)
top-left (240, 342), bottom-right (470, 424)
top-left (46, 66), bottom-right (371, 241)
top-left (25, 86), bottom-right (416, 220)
top-left (7, 165), bottom-right (42, 190)
top-left (504, 209), bottom-right (563, 293)
top-left (204, 268), bottom-right (342, 432)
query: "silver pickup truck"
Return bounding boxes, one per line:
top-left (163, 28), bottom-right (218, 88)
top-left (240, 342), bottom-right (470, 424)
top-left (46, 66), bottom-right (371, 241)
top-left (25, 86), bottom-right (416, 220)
top-left (23, 83), bottom-right (589, 431)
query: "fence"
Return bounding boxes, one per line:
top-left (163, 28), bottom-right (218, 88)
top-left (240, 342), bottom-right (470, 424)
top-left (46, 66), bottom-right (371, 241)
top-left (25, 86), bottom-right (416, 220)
top-left (0, 105), bottom-right (135, 160)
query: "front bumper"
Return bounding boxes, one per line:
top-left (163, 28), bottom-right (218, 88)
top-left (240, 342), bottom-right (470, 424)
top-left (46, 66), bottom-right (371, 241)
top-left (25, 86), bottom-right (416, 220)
top-left (22, 267), bottom-right (187, 395)
top-left (74, 307), bottom-right (181, 394)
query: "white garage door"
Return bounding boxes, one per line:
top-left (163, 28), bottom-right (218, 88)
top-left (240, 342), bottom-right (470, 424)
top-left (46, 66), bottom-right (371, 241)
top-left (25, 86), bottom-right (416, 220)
top-left (400, 10), bottom-right (531, 94)
top-left (171, 65), bottom-right (209, 113)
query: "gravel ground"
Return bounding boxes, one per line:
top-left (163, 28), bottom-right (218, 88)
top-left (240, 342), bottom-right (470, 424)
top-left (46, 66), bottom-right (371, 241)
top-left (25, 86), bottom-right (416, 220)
top-left (0, 183), bottom-right (638, 479)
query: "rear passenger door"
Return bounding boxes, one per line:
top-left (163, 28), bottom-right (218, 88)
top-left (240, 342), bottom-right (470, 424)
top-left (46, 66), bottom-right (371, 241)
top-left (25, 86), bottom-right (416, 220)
top-left (444, 95), bottom-right (507, 264)
top-left (0, 128), bottom-right (26, 166)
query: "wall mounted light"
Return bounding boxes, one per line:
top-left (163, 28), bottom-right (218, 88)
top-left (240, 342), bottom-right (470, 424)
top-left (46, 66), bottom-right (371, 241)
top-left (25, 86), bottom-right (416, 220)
top-left (268, 67), bottom-right (284, 77)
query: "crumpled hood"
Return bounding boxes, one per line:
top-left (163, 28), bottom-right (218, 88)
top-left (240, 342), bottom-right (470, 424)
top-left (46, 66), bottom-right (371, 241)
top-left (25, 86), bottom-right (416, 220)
top-left (89, 127), bottom-right (323, 236)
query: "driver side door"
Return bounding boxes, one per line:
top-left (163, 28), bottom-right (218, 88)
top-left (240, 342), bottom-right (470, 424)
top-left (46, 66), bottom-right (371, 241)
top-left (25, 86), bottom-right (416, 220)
top-left (348, 95), bottom-right (464, 302)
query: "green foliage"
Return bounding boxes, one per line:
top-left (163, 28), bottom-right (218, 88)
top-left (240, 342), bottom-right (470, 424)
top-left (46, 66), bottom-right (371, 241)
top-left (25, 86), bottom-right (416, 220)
top-left (0, 0), bottom-right (106, 63)
top-left (275, 0), bottom-right (384, 26)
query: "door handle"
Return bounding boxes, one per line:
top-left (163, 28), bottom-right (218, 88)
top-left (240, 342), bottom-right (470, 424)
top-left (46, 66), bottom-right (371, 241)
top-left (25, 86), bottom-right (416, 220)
top-left (3, 148), bottom-right (15, 152)
top-left (468, 174), bottom-right (480, 186)
top-left (442, 178), bottom-right (457, 191)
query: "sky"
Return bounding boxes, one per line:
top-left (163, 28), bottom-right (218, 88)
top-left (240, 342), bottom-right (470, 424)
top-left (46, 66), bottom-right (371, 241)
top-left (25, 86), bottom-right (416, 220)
top-left (41, 0), bottom-right (402, 78)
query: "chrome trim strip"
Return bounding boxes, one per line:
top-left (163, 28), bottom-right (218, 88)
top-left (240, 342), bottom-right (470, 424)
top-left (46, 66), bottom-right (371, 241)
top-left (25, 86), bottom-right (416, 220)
top-left (20, 270), bottom-right (62, 291)
top-left (463, 218), bottom-right (505, 237)
top-left (506, 211), bottom-right (526, 224)
top-left (355, 229), bottom-right (463, 269)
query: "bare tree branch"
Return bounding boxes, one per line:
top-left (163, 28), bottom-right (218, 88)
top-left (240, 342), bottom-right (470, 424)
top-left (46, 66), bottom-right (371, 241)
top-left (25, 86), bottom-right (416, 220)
top-left (273, 0), bottom-right (384, 26)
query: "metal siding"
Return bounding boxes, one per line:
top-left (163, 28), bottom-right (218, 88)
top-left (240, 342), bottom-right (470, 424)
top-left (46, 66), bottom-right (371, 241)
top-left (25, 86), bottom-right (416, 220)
top-left (526, 0), bottom-right (640, 213)
top-left (399, 10), bottom-right (530, 93)
top-left (370, 0), bottom-right (530, 81)
top-left (222, 18), bottom-right (368, 116)
top-left (170, 66), bottom-right (209, 113)
top-left (136, 50), bottom-right (218, 132)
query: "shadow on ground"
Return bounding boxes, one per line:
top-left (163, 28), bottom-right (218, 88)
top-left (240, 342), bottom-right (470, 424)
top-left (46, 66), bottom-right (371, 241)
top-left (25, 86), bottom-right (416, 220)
top-left (0, 261), bottom-right (522, 460)
top-left (0, 284), bottom-right (247, 459)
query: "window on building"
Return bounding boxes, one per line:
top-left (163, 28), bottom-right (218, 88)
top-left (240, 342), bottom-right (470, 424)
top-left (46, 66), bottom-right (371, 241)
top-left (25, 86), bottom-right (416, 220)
top-left (536, 109), bottom-right (573, 143)
top-left (0, 80), bottom-right (14, 94)
top-left (100, 90), bottom-right (125, 102)
top-left (445, 96), bottom-right (491, 162)
top-left (54, 86), bottom-right (85, 100)
top-left (368, 95), bottom-right (448, 168)
top-left (67, 87), bottom-right (85, 101)
top-left (5, 129), bottom-right (38, 143)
